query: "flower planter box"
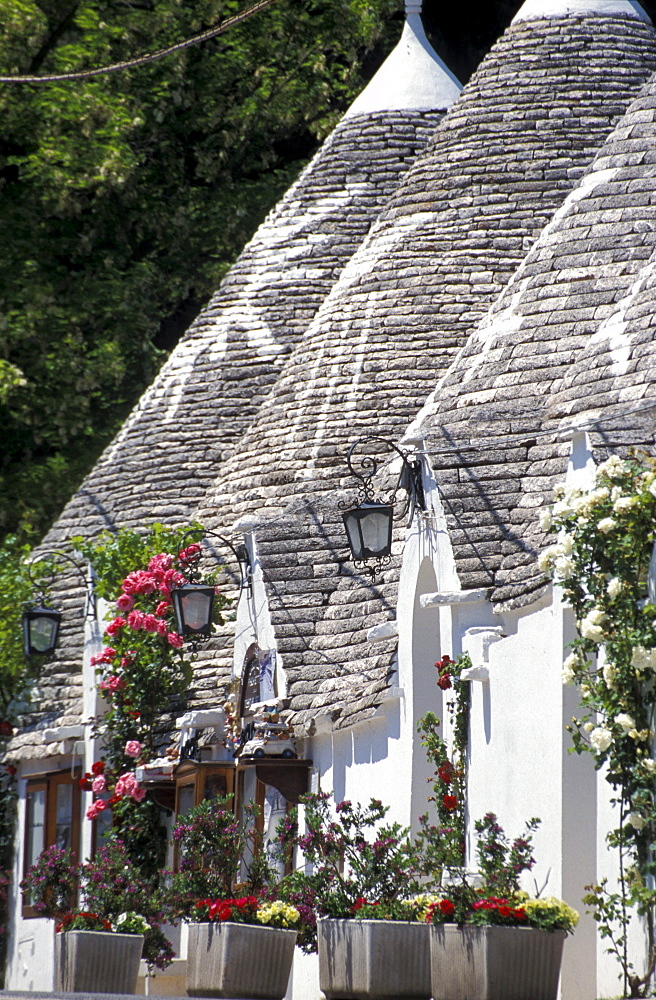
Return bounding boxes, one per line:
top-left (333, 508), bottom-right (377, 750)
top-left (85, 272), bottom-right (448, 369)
top-left (318, 918), bottom-right (431, 1000)
top-left (186, 921), bottom-right (297, 999)
top-left (55, 930), bottom-right (144, 993)
top-left (429, 924), bottom-right (566, 1000)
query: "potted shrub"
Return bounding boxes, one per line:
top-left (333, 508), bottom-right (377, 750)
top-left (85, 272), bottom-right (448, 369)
top-left (21, 838), bottom-right (174, 993)
top-left (186, 896), bottom-right (299, 999)
top-left (274, 793), bottom-right (430, 1000)
top-left (426, 814), bottom-right (579, 1000)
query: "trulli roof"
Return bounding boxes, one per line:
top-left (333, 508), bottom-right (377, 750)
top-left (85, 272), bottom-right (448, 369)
top-left (190, 3), bottom-right (656, 727)
top-left (410, 70), bottom-right (656, 613)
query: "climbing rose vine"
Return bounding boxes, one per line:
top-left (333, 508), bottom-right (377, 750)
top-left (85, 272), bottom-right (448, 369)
top-left (541, 452), bottom-right (656, 996)
top-left (74, 524), bottom-right (227, 875)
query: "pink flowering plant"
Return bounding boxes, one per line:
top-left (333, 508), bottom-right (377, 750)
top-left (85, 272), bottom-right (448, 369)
top-left (73, 523), bottom-right (227, 874)
top-left (21, 839), bottom-right (174, 970)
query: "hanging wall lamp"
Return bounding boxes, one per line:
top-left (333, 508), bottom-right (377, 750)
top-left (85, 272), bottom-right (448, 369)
top-left (341, 435), bottom-right (426, 577)
top-left (22, 551), bottom-right (95, 656)
top-left (170, 531), bottom-right (252, 643)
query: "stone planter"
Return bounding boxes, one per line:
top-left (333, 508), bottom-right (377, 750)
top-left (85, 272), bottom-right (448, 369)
top-left (430, 924), bottom-right (566, 1000)
top-left (318, 918), bottom-right (431, 1000)
top-left (186, 921), bottom-right (297, 999)
top-left (55, 930), bottom-right (144, 993)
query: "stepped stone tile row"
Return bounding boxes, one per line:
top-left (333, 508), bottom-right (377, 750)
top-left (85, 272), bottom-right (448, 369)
top-left (192, 10), bottom-right (656, 723)
top-left (12, 108), bottom-right (448, 756)
top-left (413, 73), bottom-right (656, 612)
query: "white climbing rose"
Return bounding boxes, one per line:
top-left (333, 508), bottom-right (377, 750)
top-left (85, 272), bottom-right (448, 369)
top-left (597, 517), bottom-right (617, 534)
top-left (590, 727), bottom-right (613, 753)
top-left (628, 812), bottom-right (647, 831)
top-left (607, 577), bottom-right (622, 600)
top-left (580, 608), bottom-right (606, 642)
top-left (615, 713), bottom-right (635, 734)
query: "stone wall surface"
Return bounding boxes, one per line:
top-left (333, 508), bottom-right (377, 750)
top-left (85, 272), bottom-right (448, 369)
top-left (193, 11), bottom-right (656, 727)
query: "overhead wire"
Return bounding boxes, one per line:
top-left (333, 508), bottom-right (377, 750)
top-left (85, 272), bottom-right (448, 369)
top-left (0, 0), bottom-right (279, 84)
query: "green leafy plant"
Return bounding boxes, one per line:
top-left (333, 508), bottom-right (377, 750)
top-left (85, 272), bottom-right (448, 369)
top-left (541, 453), bottom-right (656, 995)
top-left (424, 815), bottom-right (578, 935)
top-left (166, 796), bottom-right (272, 919)
top-left (274, 792), bottom-right (421, 923)
top-left (21, 838), bottom-right (174, 970)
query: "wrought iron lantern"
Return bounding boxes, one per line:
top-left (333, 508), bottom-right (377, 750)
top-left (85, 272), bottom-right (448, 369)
top-left (171, 583), bottom-right (216, 639)
top-left (170, 533), bottom-right (252, 644)
top-left (22, 605), bottom-right (62, 656)
top-left (341, 436), bottom-right (426, 577)
top-left (22, 550), bottom-right (95, 656)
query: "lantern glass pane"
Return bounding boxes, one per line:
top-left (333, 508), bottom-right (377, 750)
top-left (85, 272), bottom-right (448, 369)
top-left (29, 615), bottom-right (58, 653)
top-left (180, 590), bottom-right (213, 631)
top-left (361, 507), bottom-right (392, 556)
top-left (343, 511), bottom-right (365, 561)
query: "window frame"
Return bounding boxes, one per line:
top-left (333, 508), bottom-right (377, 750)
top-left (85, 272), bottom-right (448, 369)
top-left (22, 770), bottom-right (81, 918)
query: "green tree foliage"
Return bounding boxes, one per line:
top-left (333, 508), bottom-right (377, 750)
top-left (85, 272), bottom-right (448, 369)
top-left (0, 0), bottom-right (403, 540)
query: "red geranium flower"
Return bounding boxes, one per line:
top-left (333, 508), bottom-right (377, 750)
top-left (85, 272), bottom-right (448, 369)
top-left (439, 899), bottom-right (455, 916)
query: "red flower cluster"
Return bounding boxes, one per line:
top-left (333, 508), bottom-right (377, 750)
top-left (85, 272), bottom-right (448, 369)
top-left (56, 911), bottom-right (112, 933)
top-left (472, 897), bottom-right (527, 921)
top-left (435, 654), bottom-right (454, 690)
top-left (443, 794), bottom-right (458, 813)
top-left (425, 899), bottom-right (455, 922)
top-left (437, 761), bottom-right (455, 785)
top-left (196, 896), bottom-right (259, 922)
top-left (349, 897), bottom-right (372, 913)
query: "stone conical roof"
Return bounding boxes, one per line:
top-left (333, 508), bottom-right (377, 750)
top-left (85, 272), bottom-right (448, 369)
top-left (411, 70), bottom-right (656, 612)
top-left (14, 14), bottom-right (460, 756)
top-left (200, 4), bottom-right (656, 532)
top-left (190, 3), bottom-right (656, 727)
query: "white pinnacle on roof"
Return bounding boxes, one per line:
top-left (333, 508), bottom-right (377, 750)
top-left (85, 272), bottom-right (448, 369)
top-left (513, 0), bottom-right (651, 22)
top-left (344, 0), bottom-right (461, 117)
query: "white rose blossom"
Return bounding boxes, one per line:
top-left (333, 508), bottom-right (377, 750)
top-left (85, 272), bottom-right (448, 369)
top-left (640, 759), bottom-right (656, 776)
top-left (562, 655), bottom-right (577, 686)
top-left (607, 577), bottom-right (623, 600)
top-left (590, 727), bottom-right (613, 752)
top-left (615, 713), bottom-right (636, 734)
top-left (539, 508), bottom-right (553, 531)
top-left (613, 496), bottom-right (638, 514)
top-left (580, 608), bottom-right (606, 642)
top-left (583, 722), bottom-right (594, 733)
top-left (554, 555), bottom-right (575, 580)
top-left (598, 455), bottom-right (628, 479)
top-left (597, 517), bottom-right (617, 534)
top-left (603, 662), bottom-right (617, 689)
top-left (627, 811), bottom-right (647, 831)
top-left (632, 646), bottom-right (656, 672)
